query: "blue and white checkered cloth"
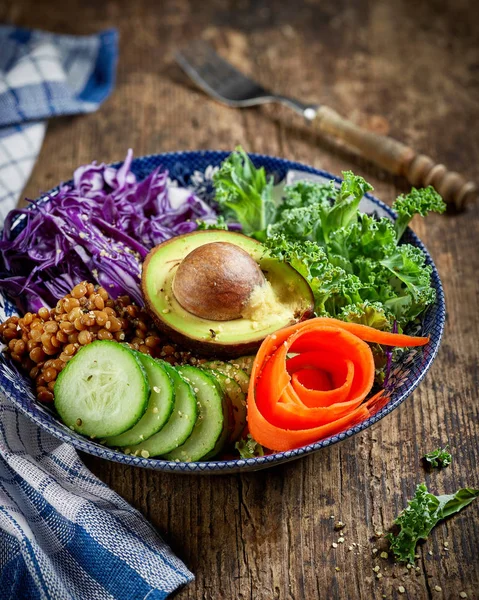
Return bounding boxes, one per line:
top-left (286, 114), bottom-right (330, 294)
top-left (0, 26), bottom-right (194, 599)
top-left (0, 25), bottom-right (117, 220)
top-left (0, 400), bottom-right (193, 599)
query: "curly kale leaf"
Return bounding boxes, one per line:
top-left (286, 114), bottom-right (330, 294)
top-left (264, 235), bottom-right (363, 316)
top-left (387, 484), bottom-right (479, 563)
top-left (339, 301), bottom-right (392, 331)
top-left (267, 180), bottom-right (333, 245)
top-left (326, 214), bottom-right (397, 276)
top-left (265, 226), bottom-right (436, 328)
top-left (269, 171), bottom-right (372, 246)
top-left (235, 434), bottom-right (264, 459)
top-left (380, 245), bottom-right (436, 323)
top-left (423, 446), bottom-right (452, 468)
top-left (264, 235), bottom-right (334, 310)
top-left (213, 147), bottom-right (275, 234)
top-left (278, 179), bottom-right (335, 213)
top-left (393, 186), bottom-right (446, 240)
top-left (319, 171), bottom-right (373, 244)
top-left (267, 203), bottom-right (323, 244)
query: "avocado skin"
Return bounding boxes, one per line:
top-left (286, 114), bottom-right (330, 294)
top-left (141, 230), bottom-right (314, 358)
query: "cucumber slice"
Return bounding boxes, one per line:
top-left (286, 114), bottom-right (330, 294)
top-left (200, 373), bottom-right (230, 461)
top-left (202, 368), bottom-right (246, 444)
top-left (202, 360), bottom-right (250, 394)
top-left (163, 365), bottom-right (227, 462)
top-left (229, 355), bottom-right (255, 376)
top-left (54, 340), bottom-right (149, 439)
top-left (104, 353), bottom-right (174, 447)
top-left (128, 362), bottom-right (197, 457)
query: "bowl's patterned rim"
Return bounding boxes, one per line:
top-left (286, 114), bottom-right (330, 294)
top-left (0, 151), bottom-right (446, 474)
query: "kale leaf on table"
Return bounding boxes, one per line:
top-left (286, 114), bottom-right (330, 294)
top-left (423, 445), bottom-right (452, 468)
top-left (386, 483), bottom-right (479, 563)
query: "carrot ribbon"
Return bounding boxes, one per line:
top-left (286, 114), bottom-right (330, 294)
top-left (247, 318), bottom-right (429, 451)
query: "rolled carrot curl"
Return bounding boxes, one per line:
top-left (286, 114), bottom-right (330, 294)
top-left (247, 318), bottom-right (429, 451)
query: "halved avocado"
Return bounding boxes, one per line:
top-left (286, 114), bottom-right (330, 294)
top-left (141, 230), bottom-right (313, 356)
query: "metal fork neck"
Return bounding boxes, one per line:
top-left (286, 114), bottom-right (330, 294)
top-left (274, 96), bottom-right (319, 120)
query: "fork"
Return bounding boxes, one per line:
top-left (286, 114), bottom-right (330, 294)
top-left (176, 40), bottom-right (476, 210)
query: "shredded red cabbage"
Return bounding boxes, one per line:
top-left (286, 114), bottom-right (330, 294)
top-left (0, 150), bottom-right (217, 312)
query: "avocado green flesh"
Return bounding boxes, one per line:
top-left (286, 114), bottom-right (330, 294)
top-left (143, 231), bottom-right (312, 347)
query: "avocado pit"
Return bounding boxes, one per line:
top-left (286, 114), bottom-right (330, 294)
top-left (172, 242), bottom-right (266, 321)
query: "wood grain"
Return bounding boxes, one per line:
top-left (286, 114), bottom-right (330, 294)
top-left (2, 0), bottom-right (478, 598)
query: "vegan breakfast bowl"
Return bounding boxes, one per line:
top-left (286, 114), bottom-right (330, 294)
top-left (0, 150), bottom-right (445, 474)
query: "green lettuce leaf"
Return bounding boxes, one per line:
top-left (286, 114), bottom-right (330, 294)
top-left (213, 147), bottom-right (275, 234)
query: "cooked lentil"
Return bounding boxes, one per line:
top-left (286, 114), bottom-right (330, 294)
top-left (0, 281), bottom-right (191, 403)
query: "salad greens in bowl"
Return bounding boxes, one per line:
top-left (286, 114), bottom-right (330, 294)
top-left (0, 149), bottom-right (446, 473)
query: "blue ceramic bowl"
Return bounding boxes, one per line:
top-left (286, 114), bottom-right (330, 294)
top-left (0, 152), bottom-right (445, 474)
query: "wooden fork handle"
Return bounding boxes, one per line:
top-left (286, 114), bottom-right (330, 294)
top-left (313, 105), bottom-right (477, 210)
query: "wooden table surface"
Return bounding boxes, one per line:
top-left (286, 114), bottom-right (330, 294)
top-left (2, 0), bottom-right (478, 598)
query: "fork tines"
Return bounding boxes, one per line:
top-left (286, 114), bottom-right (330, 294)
top-left (175, 40), bottom-right (268, 105)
